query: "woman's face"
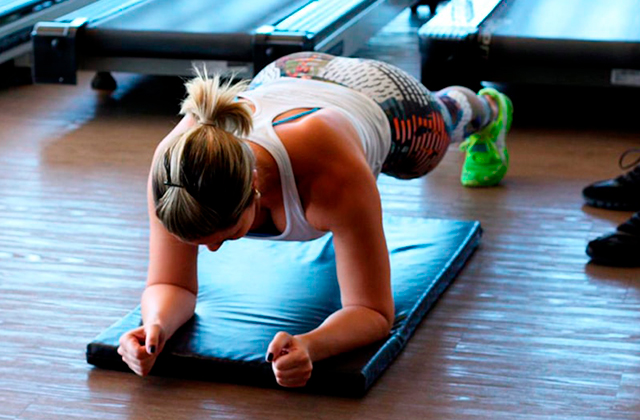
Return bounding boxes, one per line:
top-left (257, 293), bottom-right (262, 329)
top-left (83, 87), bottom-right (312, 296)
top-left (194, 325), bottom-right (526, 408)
top-left (191, 200), bottom-right (257, 252)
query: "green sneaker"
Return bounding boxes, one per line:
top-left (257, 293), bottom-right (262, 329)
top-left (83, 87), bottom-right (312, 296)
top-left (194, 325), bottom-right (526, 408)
top-left (459, 88), bottom-right (513, 187)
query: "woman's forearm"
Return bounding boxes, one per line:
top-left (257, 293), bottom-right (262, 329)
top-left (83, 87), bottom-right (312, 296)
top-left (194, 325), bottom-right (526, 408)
top-left (141, 283), bottom-right (197, 340)
top-left (295, 306), bottom-right (392, 362)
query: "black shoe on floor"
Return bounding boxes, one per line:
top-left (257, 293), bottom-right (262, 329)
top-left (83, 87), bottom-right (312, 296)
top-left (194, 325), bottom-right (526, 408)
top-left (583, 149), bottom-right (640, 210)
top-left (586, 212), bottom-right (640, 267)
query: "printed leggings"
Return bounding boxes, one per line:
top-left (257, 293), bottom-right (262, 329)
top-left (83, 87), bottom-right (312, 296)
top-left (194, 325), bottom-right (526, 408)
top-left (250, 52), bottom-right (466, 179)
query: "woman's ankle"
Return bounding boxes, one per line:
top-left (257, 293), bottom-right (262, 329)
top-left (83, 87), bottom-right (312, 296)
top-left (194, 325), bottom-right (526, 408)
top-left (479, 94), bottom-right (498, 125)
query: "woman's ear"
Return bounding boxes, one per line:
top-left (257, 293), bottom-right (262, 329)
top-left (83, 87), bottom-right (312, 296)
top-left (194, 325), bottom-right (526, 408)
top-left (252, 169), bottom-right (259, 190)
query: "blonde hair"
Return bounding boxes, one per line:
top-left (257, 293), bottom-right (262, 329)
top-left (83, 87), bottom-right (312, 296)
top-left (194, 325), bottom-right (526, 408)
top-left (151, 71), bottom-right (255, 241)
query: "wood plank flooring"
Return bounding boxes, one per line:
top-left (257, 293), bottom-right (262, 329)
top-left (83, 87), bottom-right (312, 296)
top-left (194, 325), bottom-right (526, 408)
top-left (1, 7), bottom-right (640, 420)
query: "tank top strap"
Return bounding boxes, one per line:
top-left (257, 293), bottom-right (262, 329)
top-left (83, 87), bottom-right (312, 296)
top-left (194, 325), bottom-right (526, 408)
top-left (272, 107), bottom-right (321, 126)
top-left (238, 89), bottom-right (328, 242)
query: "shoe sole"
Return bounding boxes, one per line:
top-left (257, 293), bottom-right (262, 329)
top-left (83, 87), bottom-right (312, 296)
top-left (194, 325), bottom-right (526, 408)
top-left (461, 164), bottom-right (508, 187)
top-left (587, 255), bottom-right (640, 267)
top-left (584, 197), bottom-right (640, 211)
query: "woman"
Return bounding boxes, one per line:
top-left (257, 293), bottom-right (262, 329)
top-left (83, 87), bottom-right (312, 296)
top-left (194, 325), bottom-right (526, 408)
top-left (117, 53), bottom-right (512, 387)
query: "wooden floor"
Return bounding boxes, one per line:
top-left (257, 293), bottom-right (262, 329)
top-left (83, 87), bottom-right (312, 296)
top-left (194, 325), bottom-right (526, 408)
top-left (2, 8), bottom-right (640, 420)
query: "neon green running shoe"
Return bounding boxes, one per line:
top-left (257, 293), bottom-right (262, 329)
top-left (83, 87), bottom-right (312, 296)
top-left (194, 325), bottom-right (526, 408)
top-left (460, 88), bottom-right (513, 187)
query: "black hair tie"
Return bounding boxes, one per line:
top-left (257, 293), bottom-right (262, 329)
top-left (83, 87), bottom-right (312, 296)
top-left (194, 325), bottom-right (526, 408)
top-left (163, 181), bottom-right (185, 188)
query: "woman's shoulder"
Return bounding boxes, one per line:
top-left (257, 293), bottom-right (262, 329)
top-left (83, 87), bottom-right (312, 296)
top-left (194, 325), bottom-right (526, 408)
top-left (276, 108), bottom-right (363, 162)
top-left (284, 109), bottom-right (380, 232)
top-left (276, 107), bottom-right (374, 205)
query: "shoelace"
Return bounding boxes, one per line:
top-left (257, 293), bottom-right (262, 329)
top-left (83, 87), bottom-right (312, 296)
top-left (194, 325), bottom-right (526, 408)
top-left (616, 148), bottom-right (640, 184)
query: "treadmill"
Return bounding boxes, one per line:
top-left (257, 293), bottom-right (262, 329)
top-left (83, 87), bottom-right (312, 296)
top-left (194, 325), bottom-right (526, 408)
top-left (418, 0), bottom-right (640, 89)
top-left (0, 0), bottom-right (98, 67)
top-left (31, 0), bottom-right (421, 87)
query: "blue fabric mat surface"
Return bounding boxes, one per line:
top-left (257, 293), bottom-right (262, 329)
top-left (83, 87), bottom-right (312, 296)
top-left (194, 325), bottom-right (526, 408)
top-left (87, 215), bottom-right (481, 397)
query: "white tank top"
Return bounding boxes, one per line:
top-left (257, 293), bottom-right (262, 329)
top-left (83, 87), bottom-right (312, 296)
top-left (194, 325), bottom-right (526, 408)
top-left (238, 78), bottom-right (391, 242)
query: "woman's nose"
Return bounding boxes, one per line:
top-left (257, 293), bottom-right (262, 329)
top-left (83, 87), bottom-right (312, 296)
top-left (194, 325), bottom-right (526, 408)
top-left (206, 242), bottom-right (223, 252)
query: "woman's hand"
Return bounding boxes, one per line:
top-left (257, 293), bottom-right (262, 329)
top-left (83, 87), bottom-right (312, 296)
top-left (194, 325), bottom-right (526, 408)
top-left (117, 323), bottom-right (166, 377)
top-left (266, 332), bottom-right (313, 388)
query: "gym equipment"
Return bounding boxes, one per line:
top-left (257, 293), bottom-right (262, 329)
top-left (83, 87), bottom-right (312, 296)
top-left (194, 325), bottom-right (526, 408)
top-left (419, 0), bottom-right (640, 89)
top-left (0, 0), bottom-right (98, 66)
top-left (86, 215), bottom-right (481, 397)
top-left (31, 0), bottom-right (422, 86)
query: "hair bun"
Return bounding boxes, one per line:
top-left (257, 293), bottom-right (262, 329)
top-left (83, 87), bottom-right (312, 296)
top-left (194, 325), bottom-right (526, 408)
top-left (180, 70), bottom-right (253, 137)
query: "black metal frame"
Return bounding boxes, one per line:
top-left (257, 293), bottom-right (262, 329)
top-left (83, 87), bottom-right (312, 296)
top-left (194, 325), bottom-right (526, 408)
top-left (418, 0), bottom-right (502, 89)
top-left (0, 0), bottom-right (98, 66)
top-left (32, 0), bottom-right (420, 85)
top-left (419, 0), bottom-right (640, 89)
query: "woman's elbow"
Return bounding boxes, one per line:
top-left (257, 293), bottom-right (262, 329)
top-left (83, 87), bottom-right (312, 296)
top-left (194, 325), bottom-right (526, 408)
top-left (377, 304), bottom-right (395, 335)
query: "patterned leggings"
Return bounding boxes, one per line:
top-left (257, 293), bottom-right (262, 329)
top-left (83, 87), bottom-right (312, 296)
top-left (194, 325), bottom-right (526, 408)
top-left (250, 52), bottom-right (467, 179)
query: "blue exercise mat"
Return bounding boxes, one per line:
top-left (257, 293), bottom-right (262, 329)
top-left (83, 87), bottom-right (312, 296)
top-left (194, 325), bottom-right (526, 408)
top-left (86, 215), bottom-right (481, 397)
